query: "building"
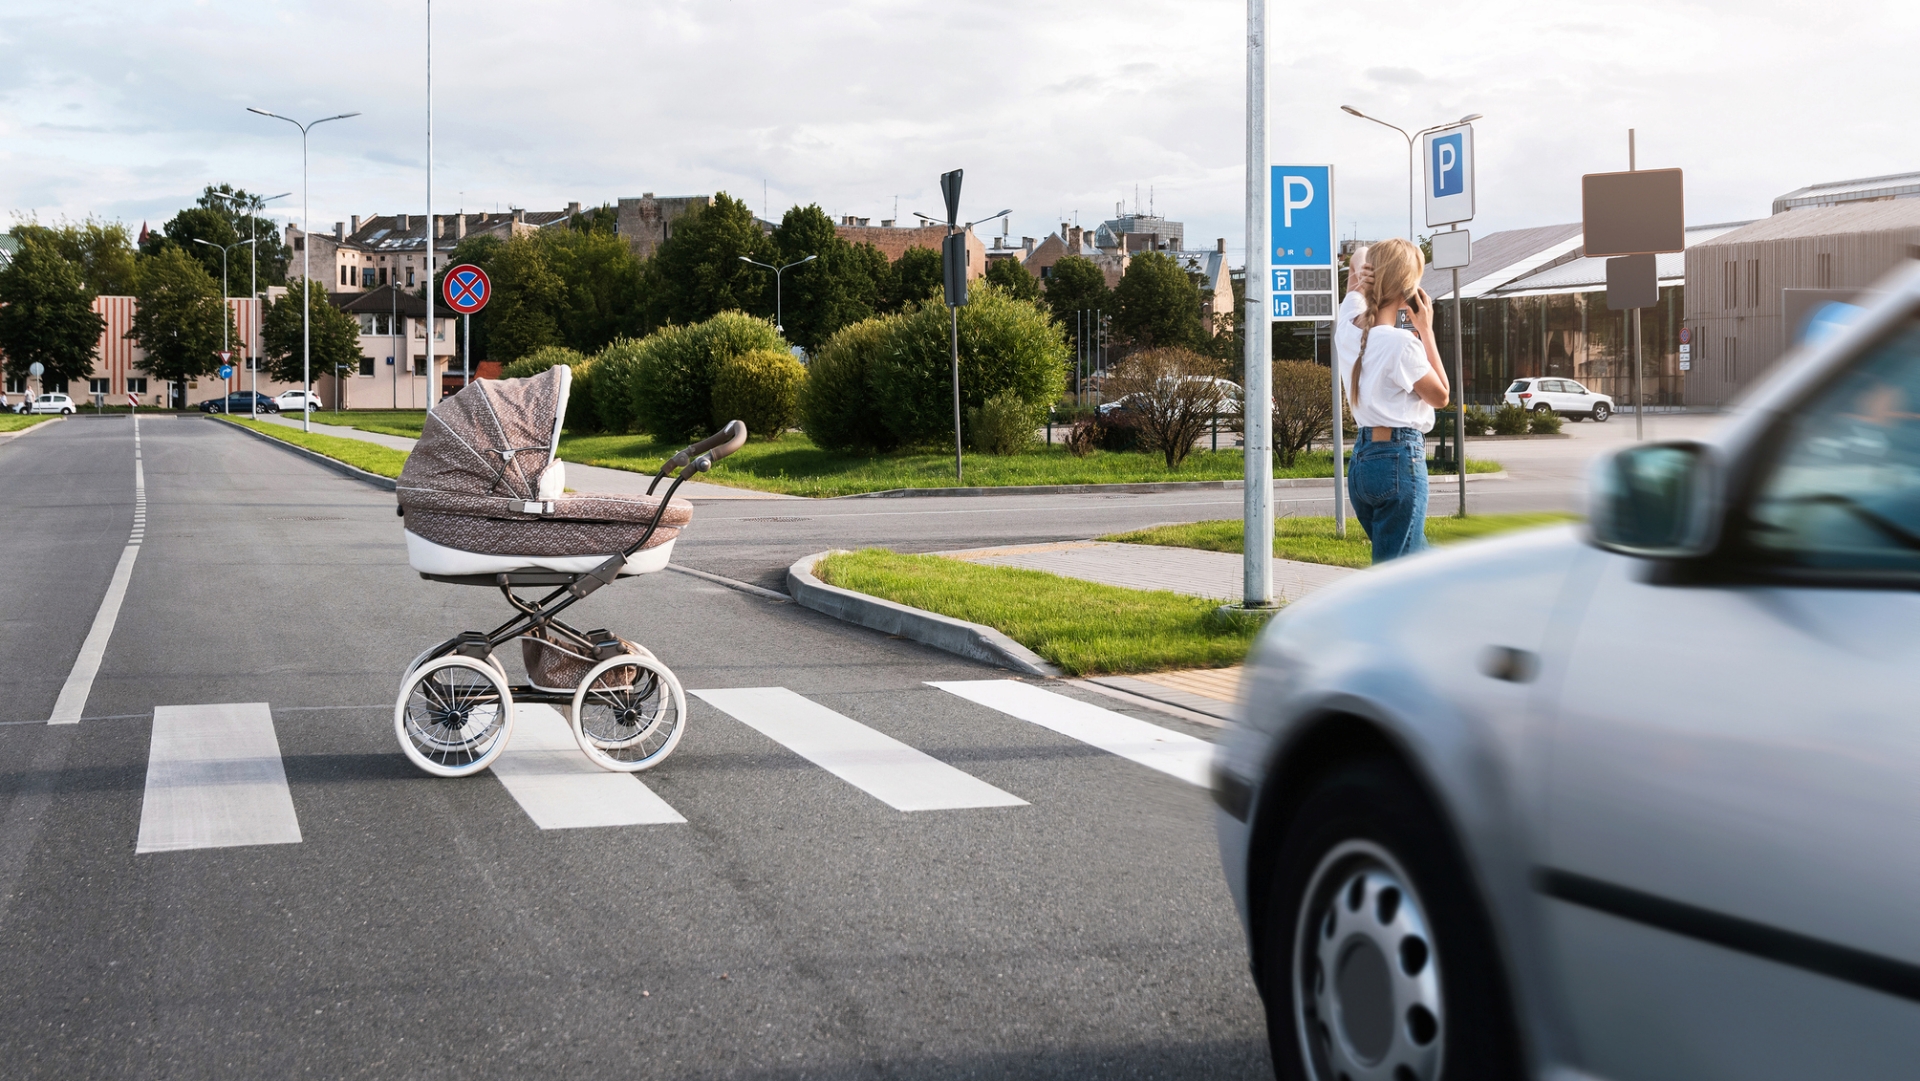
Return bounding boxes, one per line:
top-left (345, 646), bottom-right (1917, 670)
top-left (1093, 209), bottom-right (1184, 253)
top-left (323, 284), bottom-right (461, 410)
top-left (1, 292), bottom-right (287, 409)
top-left (616, 194), bottom-right (712, 259)
top-left (1771, 170), bottom-right (1920, 214)
top-left (831, 218), bottom-right (988, 280)
top-left (1169, 241), bottom-right (1235, 334)
top-left (1025, 224), bottom-right (1128, 287)
top-left (288, 208), bottom-right (574, 296)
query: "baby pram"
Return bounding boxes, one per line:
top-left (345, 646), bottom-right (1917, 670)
top-left (392, 365), bottom-right (745, 777)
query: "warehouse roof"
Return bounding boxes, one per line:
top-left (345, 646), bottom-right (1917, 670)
top-left (1772, 171), bottom-right (1920, 215)
top-left (1484, 222), bottom-right (1750, 298)
top-left (1695, 199), bottom-right (1920, 244)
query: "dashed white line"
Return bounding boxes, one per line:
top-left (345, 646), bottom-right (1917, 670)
top-left (49, 417), bottom-right (144, 724)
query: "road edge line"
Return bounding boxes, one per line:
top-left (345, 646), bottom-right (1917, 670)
top-left (210, 416), bottom-right (399, 491)
top-left (786, 551), bottom-right (1063, 678)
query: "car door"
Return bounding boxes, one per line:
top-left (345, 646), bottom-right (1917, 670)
top-left (1541, 317), bottom-right (1920, 1080)
top-left (1564, 381), bottom-right (1594, 413)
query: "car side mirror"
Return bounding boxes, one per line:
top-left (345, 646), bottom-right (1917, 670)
top-left (1587, 441), bottom-right (1720, 557)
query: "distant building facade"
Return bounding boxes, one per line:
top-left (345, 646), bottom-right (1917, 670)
top-left (616, 194), bottom-right (712, 259)
top-left (832, 218), bottom-right (988, 280)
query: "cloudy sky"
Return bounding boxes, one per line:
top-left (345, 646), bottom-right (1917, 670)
top-left (3, 0), bottom-right (1914, 263)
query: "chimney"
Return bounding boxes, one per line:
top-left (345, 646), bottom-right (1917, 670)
top-left (880, 219), bottom-right (895, 228)
top-left (351, 215), bottom-right (361, 235)
top-left (512, 208), bottom-right (526, 224)
top-left (642, 192), bottom-right (654, 199)
top-left (1060, 222), bottom-right (1070, 241)
top-left (455, 215), bottom-right (467, 239)
top-left (399, 213), bottom-right (410, 231)
top-left (1217, 237), bottom-right (1226, 254)
top-left (1023, 236), bottom-right (1035, 253)
top-left (1068, 226), bottom-right (1083, 250)
top-left (434, 215), bottom-right (445, 239)
top-left (567, 201), bottom-right (582, 217)
top-left (333, 222), bottom-right (344, 241)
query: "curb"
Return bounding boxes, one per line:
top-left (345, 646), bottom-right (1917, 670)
top-left (833, 471), bottom-right (1505, 498)
top-left (0, 416), bottom-right (63, 444)
top-left (787, 550), bottom-right (1063, 678)
top-left (211, 416), bottom-right (399, 492)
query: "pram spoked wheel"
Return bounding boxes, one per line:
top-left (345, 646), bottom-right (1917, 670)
top-left (396, 655), bottom-right (516, 777)
top-left (569, 653), bottom-right (687, 772)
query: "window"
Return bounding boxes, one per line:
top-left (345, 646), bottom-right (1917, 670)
top-left (1745, 318), bottom-right (1920, 577)
top-left (1750, 260), bottom-right (1761, 308)
top-left (126, 377), bottom-right (148, 394)
top-left (358, 356), bottom-right (375, 376)
top-left (294, 237), bottom-right (305, 251)
top-left (340, 265), bottom-right (349, 286)
top-left (90, 378), bottom-right (111, 394)
top-left (245, 357), bottom-right (262, 371)
top-left (378, 267), bottom-right (387, 286)
top-left (359, 314), bottom-right (375, 334)
top-left (6, 376), bottom-right (26, 394)
top-left (363, 268), bottom-right (376, 288)
top-left (435, 319), bottom-right (447, 342)
top-left (411, 354), bottom-right (429, 376)
top-left (1725, 337), bottom-right (1737, 382)
top-left (406, 268), bottom-right (416, 286)
top-left (1041, 266), bottom-right (1052, 279)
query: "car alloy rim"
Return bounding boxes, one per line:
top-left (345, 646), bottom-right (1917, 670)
top-left (1293, 840), bottom-right (1444, 1081)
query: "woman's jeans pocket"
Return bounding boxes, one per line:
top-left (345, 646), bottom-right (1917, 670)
top-left (1349, 446), bottom-right (1402, 507)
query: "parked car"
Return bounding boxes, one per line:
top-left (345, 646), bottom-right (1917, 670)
top-left (1096, 378), bottom-right (1243, 416)
top-left (27, 393), bottom-right (77, 415)
top-left (274, 389), bottom-right (320, 412)
top-left (1215, 261), bottom-right (1920, 1080)
top-left (1504, 376), bottom-right (1613, 421)
top-left (198, 391), bottom-right (280, 414)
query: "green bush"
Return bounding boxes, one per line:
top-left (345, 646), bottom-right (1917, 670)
top-left (1528, 407), bottom-right (1564, 435)
top-left (801, 318), bottom-right (898, 451)
top-left (966, 390), bottom-right (1035, 455)
top-left (711, 347), bottom-right (806, 440)
top-left (1491, 403), bottom-right (1530, 435)
top-left (867, 285), bottom-right (1066, 447)
top-left (498, 344), bottom-right (585, 381)
top-left (589, 337), bottom-right (648, 433)
top-left (1461, 405), bottom-right (1492, 437)
top-left (631, 312), bottom-right (787, 441)
top-left (498, 346), bottom-right (599, 432)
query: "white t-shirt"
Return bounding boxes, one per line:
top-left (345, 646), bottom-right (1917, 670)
top-left (1333, 291), bottom-right (1435, 432)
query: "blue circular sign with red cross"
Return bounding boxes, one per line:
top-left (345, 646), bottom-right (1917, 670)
top-left (442, 264), bottom-right (491, 314)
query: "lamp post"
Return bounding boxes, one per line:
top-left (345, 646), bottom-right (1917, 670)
top-left (737, 253), bottom-right (817, 335)
top-left (1339, 106), bottom-right (1483, 242)
top-left (246, 107), bottom-right (359, 431)
top-left (212, 191), bottom-right (291, 416)
top-left (192, 238), bottom-right (254, 400)
top-left (914, 202), bottom-right (1010, 481)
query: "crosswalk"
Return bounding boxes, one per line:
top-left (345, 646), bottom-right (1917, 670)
top-left (116, 679), bottom-right (1213, 854)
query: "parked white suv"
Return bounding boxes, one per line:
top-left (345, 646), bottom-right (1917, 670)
top-left (27, 393), bottom-right (77, 415)
top-left (1505, 377), bottom-right (1613, 421)
top-left (274, 389), bottom-right (320, 412)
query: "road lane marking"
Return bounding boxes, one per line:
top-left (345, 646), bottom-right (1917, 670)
top-left (490, 705), bottom-right (685, 829)
top-left (927, 680), bottom-right (1211, 787)
top-left (49, 422), bottom-right (144, 724)
top-left (692, 687), bottom-right (1026, 812)
top-left (136, 703), bottom-right (302, 853)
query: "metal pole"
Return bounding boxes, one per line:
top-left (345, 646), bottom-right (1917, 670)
top-left (951, 301), bottom-right (963, 482)
top-left (1332, 347), bottom-right (1346, 539)
top-left (1453, 258), bottom-right (1467, 516)
top-left (1242, 0), bottom-right (1273, 607)
top-left (302, 130), bottom-right (310, 431)
top-left (391, 286), bottom-right (398, 408)
top-left (1629, 127), bottom-right (1643, 441)
top-left (775, 266), bottom-right (783, 333)
top-left (1407, 134), bottom-right (1417, 242)
top-left (248, 201), bottom-right (258, 416)
top-left (464, 313), bottom-right (471, 386)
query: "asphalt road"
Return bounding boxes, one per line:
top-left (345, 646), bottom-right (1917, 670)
top-left (0, 416), bottom-right (1273, 1079)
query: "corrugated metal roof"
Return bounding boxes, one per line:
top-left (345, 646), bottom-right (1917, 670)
top-left (1417, 222), bottom-right (1582, 299)
top-left (1771, 170), bottom-right (1920, 214)
top-left (1693, 199), bottom-right (1920, 245)
top-left (1482, 222), bottom-right (1748, 297)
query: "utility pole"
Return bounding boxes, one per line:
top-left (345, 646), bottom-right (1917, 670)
top-left (1241, 0), bottom-right (1274, 610)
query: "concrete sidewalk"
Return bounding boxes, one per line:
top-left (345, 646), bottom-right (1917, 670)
top-left (255, 412), bottom-right (795, 501)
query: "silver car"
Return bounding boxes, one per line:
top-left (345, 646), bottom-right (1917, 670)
top-left (1216, 262), bottom-right (1920, 1081)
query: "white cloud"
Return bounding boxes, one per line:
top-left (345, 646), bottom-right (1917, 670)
top-left (1, 0), bottom-right (1915, 262)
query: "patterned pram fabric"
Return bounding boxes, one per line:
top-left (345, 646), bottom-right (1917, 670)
top-left (396, 366), bottom-right (690, 561)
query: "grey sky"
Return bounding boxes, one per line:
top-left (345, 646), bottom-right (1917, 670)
top-left (3, 0), bottom-right (1914, 262)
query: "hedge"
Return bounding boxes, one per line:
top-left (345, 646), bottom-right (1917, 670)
top-left (629, 312), bottom-right (787, 441)
top-left (711, 347), bottom-right (806, 440)
top-left (800, 317), bottom-right (898, 451)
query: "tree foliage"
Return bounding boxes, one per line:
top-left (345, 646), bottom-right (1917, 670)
top-left (1113, 251), bottom-right (1202, 350)
top-left (764, 204), bottom-right (891, 352)
top-left (984, 255), bottom-right (1041, 302)
top-left (640, 193), bottom-right (771, 331)
top-left (482, 235), bottom-right (567, 363)
top-left (140, 185), bottom-right (289, 290)
top-left (1268, 360), bottom-right (1337, 467)
top-left (627, 311), bottom-right (787, 441)
top-left (258, 279), bottom-right (362, 387)
top-left (866, 285), bottom-right (1066, 447)
top-left (130, 247), bottom-right (239, 397)
top-left (889, 246), bottom-right (944, 311)
top-left (1042, 255), bottom-right (1111, 352)
top-left (800, 317), bottom-right (898, 451)
top-left (711, 347), bottom-right (806, 440)
top-left (1104, 346), bottom-right (1224, 469)
top-left (0, 240), bottom-right (107, 390)
top-left (12, 219), bottom-right (140, 296)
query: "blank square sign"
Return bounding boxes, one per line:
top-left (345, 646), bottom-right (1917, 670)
top-left (1430, 230), bottom-right (1471, 270)
top-left (1606, 254), bottom-right (1658, 310)
top-left (1583, 169), bottom-right (1684, 256)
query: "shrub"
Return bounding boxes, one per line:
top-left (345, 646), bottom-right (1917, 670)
top-left (1269, 360), bottom-right (1333, 468)
top-left (1064, 416), bottom-right (1098, 458)
top-left (867, 285), bottom-right (1066, 447)
top-left (630, 311), bottom-right (787, 441)
top-left (711, 347), bottom-right (806, 440)
top-left (1528, 407), bottom-right (1564, 435)
top-left (589, 337), bottom-right (648, 433)
top-left (966, 390), bottom-right (1035, 454)
top-left (801, 317), bottom-right (898, 451)
top-left (1095, 410), bottom-right (1143, 452)
top-left (1491, 403), bottom-right (1530, 435)
top-left (1461, 405), bottom-right (1492, 437)
top-left (1102, 346), bottom-right (1225, 469)
top-left (498, 344), bottom-right (585, 381)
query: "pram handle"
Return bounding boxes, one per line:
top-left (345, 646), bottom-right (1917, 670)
top-left (647, 421), bottom-right (749, 495)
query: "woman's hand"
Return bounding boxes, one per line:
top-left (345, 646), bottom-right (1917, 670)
top-left (1347, 260), bottom-right (1373, 297)
top-left (1406, 288), bottom-right (1435, 338)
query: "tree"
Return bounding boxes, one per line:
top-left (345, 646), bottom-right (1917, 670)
top-left (483, 236), bottom-right (566, 363)
top-left (12, 219), bottom-right (140, 295)
top-left (1042, 255), bottom-right (1111, 352)
top-left (984, 255), bottom-right (1042, 302)
top-left (766, 204), bottom-right (891, 351)
top-left (0, 240), bottom-right (107, 392)
top-left (640, 192), bottom-right (771, 330)
top-left (130, 247), bottom-right (237, 405)
top-left (889, 246), bottom-right (943, 311)
top-left (1114, 251), bottom-right (1202, 349)
top-left (433, 233), bottom-right (506, 362)
top-left (197, 185), bottom-right (292, 287)
top-left (259, 279), bottom-right (362, 387)
top-left (1104, 346), bottom-right (1224, 469)
top-left (139, 186), bottom-right (291, 288)
top-left (539, 227), bottom-right (646, 354)
top-left (867, 285), bottom-right (1066, 447)
top-left (1268, 360), bottom-right (1338, 467)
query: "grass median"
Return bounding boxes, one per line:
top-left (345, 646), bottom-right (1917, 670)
top-left (815, 548), bottom-right (1257, 675)
top-left (0, 414), bottom-right (57, 433)
top-left (305, 410), bottom-right (428, 440)
top-left (1104, 512), bottom-right (1579, 569)
top-left (222, 417), bottom-right (410, 478)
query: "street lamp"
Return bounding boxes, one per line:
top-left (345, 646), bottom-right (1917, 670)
top-left (193, 237), bottom-right (255, 400)
top-left (247, 107), bottom-right (360, 431)
top-left (1340, 106), bottom-right (1483, 242)
top-left (737, 253), bottom-right (816, 334)
top-left (210, 191), bottom-right (291, 417)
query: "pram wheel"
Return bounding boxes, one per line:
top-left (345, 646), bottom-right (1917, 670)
top-left (569, 654), bottom-right (686, 773)
top-left (396, 655), bottom-right (516, 777)
top-left (403, 639), bottom-right (506, 684)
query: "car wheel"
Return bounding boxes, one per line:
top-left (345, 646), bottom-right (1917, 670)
top-left (62, 407), bottom-right (74, 415)
top-left (1531, 403), bottom-right (1554, 416)
top-left (1258, 757), bottom-right (1521, 1081)
top-left (1592, 403), bottom-right (1611, 422)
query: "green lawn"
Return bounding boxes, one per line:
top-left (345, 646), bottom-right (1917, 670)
top-left (1104, 512), bottom-right (1580, 570)
top-left (223, 417), bottom-right (411, 478)
top-left (816, 549), bottom-right (1257, 675)
top-left (0, 414), bottom-right (56, 433)
top-left (305, 410), bottom-right (428, 440)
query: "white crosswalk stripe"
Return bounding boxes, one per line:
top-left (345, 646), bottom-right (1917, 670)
top-left (137, 702), bottom-right (303, 853)
top-left (927, 680), bottom-right (1212, 787)
top-left (490, 704), bottom-right (686, 828)
top-left (692, 687), bottom-right (1026, 812)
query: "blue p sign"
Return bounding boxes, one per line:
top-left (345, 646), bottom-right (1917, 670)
top-left (1431, 134), bottom-right (1464, 197)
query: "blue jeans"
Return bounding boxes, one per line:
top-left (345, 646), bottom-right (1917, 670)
top-left (1347, 427), bottom-right (1428, 563)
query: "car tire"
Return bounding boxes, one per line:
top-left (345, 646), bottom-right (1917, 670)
top-left (1258, 756), bottom-right (1522, 1081)
top-left (62, 408), bottom-right (74, 415)
top-left (1592, 403), bottom-right (1611, 422)
top-left (1531, 403), bottom-right (1554, 416)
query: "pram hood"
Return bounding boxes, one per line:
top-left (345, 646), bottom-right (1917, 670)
top-left (397, 366), bottom-right (571, 517)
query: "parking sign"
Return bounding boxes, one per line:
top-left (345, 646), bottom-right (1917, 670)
top-left (1269, 165), bottom-right (1336, 321)
top-left (1423, 123), bottom-right (1475, 228)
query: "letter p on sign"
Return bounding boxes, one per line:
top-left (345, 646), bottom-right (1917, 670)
top-left (1282, 176), bottom-right (1315, 227)
top-left (1431, 134), bottom-right (1463, 197)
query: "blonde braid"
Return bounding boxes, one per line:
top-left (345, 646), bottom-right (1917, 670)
top-left (1352, 324), bottom-right (1372, 404)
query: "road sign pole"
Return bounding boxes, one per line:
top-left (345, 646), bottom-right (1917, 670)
top-left (464, 314), bottom-right (471, 387)
top-left (1630, 128), bottom-right (1643, 442)
top-left (1243, 0), bottom-right (1272, 609)
top-left (1454, 258), bottom-right (1466, 516)
top-left (1332, 356), bottom-right (1346, 539)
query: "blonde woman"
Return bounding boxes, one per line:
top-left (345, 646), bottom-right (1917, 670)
top-left (1331, 238), bottom-right (1450, 561)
